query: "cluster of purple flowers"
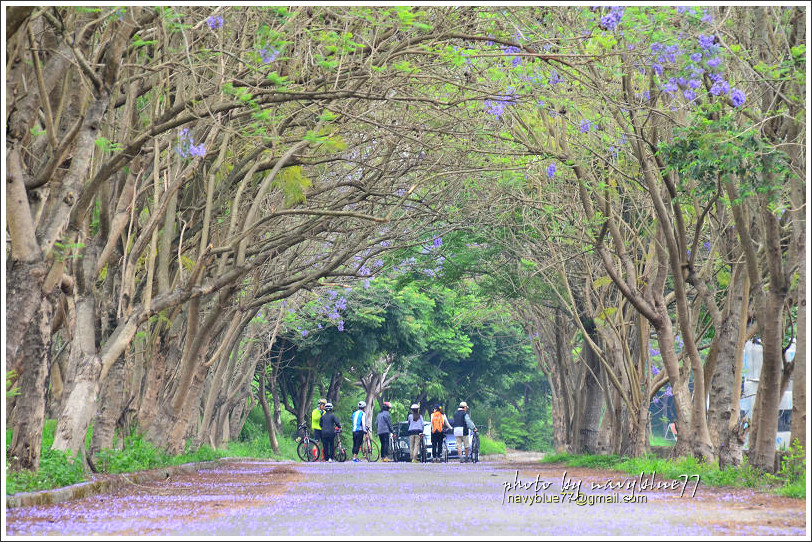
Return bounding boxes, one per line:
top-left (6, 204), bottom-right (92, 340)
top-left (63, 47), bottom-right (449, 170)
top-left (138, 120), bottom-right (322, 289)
top-left (600, 6), bottom-right (625, 30)
top-left (503, 45), bottom-right (522, 68)
top-left (206, 15), bottom-right (224, 30)
top-left (483, 89), bottom-right (517, 119)
top-left (259, 47), bottom-right (280, 64)
top-left (175, 128), bottom-right (207, 159)
top-left (548, 69), bottom-right (563, 86)
top-left (579, 119), bottom-right (594, 134)
top-left (730, 88), bottom-right (746, 107)
top-left (546, 163), bottom-right (557, 179)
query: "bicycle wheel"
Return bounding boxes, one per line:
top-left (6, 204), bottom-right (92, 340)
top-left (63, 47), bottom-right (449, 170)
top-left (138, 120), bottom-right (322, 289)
top-left (298, 439), bottom-right (321, 462)
top-left (336, 445), bottom-right (348, 462)
top-left (369, 438), bottom-right (380, 462)
top-left (471, 434), bottom-right (480, 463)
top-left (442, 441), bottom-right (449, 463)
top-left (419, 439), bottom-right (427, 463)
top-left (296, 439), bottom-right (309, 461)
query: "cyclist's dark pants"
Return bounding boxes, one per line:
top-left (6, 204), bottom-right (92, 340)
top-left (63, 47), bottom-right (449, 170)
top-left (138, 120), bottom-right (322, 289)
top-left (352, 430), bottom-right (364, 455)
top-left (378, 432), bottom-right (390, 457)
top-left (322, 435), bottom-right (335, 461)
top-left (431, 431), bottom-right (444, 458)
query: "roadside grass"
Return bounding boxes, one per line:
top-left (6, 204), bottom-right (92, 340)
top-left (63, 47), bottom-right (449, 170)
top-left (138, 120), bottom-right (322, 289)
top-left (6, 419), bottom-right (300, 496)
top-left (542, 440), bottom-right (806, 499)
top-left (479, 434), bottom-right (506, 456)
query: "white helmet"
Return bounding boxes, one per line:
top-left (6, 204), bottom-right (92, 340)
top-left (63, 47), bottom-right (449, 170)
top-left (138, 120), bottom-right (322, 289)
top-left (411, 403), bottom-right (419, 410)
top-left (358, 401), bottom-right (366, 408)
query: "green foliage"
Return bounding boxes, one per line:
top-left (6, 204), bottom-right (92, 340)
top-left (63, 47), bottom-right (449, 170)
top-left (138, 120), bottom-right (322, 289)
top-left (478, 434), bottom-right (506, 456)
top-left (273, 166), bottom-right (312, 206)
top-left (6, 369), bottom-right (20, 397)
top-left (544, 451), bottom-right (804, 498)
top-left (5, 420), bottom-right (85, 495)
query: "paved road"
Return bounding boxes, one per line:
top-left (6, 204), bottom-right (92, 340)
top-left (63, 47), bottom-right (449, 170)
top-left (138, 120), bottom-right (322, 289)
top-left (6, 458), bottom-right (806, 537)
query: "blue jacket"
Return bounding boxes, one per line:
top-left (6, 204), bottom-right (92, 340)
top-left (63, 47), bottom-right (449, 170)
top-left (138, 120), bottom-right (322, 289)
top-left (352, 409), bottom-right (368, 432)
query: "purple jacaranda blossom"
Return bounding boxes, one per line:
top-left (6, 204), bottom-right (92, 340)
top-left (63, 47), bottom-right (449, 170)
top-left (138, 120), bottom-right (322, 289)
top-left (546, 163), bottom-right (557, 178)
top-left (690, 52), bottom-right (702, 63)
top-left (664, 385), bottom-right (673, 397)
top-left (433, 237), bottom-right (443, 248)
top-left (710, 80), bottom-right (730, 95)
top-left (652, 63), bottom-right (664, 76)
top-left (701, 10), bottom-right (713, 23)
top-left (651, 365), bottom-right (660, 376)
top-left (206, 15), bottom-right (224, 29)
top-left (580, 119), bottom-right (591, 133)
top-left (189, 143), bottom-right (207, 157)
top-left (684, 89), bottom-right (697, 101)
top-left (548, 69), bottom-right (562, 85)
top-left (337, 320), bottom-right (345, 332)
top-left (649, 348), bottom-right (660, 356)
top-left (706, 56), bottom-right (722, 69)
top-left (703, 241), bottom-right (712, 252)
top-left (688, 79), bottom-right (701, 89)
top-left (662, 80), bottom-right (679, 94)
top-left (730, 88), bottom-right (746, 107)
top-left (651, 42), bottom-right (663, 54)
top-left (698, 34), bottom-right (716, 50)
top-left (600, 6), bottom-right (625, 30)
top-left (301, 329), bottom-right (309, 337)
top-left (259, 47), bottom-right (280, 64)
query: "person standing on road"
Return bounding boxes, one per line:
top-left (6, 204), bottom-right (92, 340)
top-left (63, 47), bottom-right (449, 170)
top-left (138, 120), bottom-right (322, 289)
top-left (351, 401), bottom-right (369, 462)
top-left (407, 403), bottom-right (424, 463)
top-left (430, 405), bottom-right (453, 462)
top-left (320, 403), bottom-right (341, 462)
top-left (452, 401), bottom-right (477, 463)
top-left (311, 398), bottom-right (326, 460)
top-left (376, 401), bottom-right (395, 462)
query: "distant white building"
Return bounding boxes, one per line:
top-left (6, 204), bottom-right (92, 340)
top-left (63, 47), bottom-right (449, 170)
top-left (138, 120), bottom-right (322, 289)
top-left (740, 340), bottom-right (796, 450)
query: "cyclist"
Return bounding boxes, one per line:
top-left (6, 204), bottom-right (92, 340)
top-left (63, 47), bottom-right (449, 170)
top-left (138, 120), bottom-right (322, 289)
top-left (311, 399), bottom-right (326, 459)
top-left (407, 403), bottom-right (424, 463)
top-left (320, 402), bottom-right (342, 462)
top-left (376, 401), bottom-right (395, 462)
top-left (351, 401), bottom-right (369, 462)
top-left (452, 401), bottom-right (477, 463)
top-left (430, 405), bottom-right (453, 462)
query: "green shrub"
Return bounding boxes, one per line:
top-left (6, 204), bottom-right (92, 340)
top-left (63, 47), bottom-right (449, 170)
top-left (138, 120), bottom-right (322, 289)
top-left (478, 434), bottom-right (506, 455)
top-left (544, 450), bottom-right (805, 499)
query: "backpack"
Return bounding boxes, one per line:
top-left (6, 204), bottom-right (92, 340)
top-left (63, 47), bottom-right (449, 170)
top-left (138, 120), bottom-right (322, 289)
top-left (431, 411), bottom-right (444, 433)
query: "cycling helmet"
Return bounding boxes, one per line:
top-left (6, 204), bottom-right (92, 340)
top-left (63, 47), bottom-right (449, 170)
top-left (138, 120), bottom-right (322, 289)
top-left (318, 398), bottom-right (327, 405)
top-left (358, 400), bottom-right (366, 409)
top-left (382, 401), bottom-right (391, 410)
top-left (411, 403), bottom-right (419, 410)
top-left (433, 404), bottom-right (440, 411)
top-left (325, 402), bottom-right (333, 410)
top-left (459, 401), bottom-right (468, 408)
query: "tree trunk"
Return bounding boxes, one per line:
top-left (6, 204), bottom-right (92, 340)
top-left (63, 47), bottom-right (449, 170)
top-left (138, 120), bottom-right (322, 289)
top-left (707, 264), bottom-right (747, 467)
top-left (90, 355), bottom-right (132, 456)
top-left (8, 296), bottom-right (54, 471)
top-left (259, 367), bottom-right (279, 453)
top-left (578, 329), bottom-right (603, 454)
top-left (751, 295), bottom-right (786, 472)
top-left (53, 246), bottom-right (103, 453)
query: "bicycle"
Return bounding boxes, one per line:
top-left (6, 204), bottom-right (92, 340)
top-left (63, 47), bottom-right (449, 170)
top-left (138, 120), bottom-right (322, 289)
top-left (387, 433), bottom-right (398, 462)
top-left (418, 433), bottom-right (428, 463)
top-left (361, 429), bottom-right (380, 462)
top-left (333, 428), bottom-right (348, 462)
top-left (296, 426), bottom-right (322, 462)
top-left (291, 421), bottom-right (308, 442)
top-left (469, 431), bottom-right (480, 464)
